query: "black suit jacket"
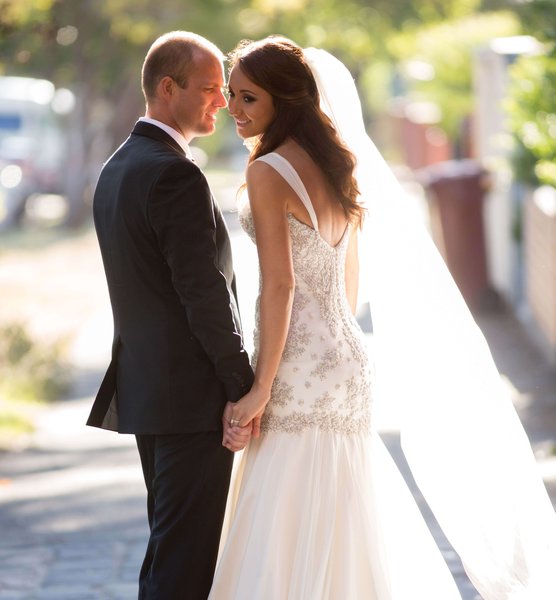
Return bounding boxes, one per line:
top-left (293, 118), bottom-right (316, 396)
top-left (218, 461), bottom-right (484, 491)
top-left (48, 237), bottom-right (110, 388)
top-left (87, 121), bottom-right (254, 433)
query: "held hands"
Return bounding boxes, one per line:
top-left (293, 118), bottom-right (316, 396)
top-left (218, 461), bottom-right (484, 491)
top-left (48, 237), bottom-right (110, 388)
top-left (222, 402), bottom-right (252, 452)
top-left (231, 383), bottom-right (270, 437)
top-left (222, 384), bottom-right (270, 451)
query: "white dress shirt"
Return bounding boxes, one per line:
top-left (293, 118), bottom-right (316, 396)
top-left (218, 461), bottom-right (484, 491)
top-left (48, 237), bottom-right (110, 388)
top-left (138, 116), bottom-right (194, 161)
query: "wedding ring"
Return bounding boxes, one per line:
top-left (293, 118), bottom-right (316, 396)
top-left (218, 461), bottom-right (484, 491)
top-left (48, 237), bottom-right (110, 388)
top-left (230, 418), bottom-right (240, 426)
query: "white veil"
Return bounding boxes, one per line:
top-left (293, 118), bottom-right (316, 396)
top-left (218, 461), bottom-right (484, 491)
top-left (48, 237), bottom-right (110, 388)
top-left (304, 48), bottom-right (556, 599)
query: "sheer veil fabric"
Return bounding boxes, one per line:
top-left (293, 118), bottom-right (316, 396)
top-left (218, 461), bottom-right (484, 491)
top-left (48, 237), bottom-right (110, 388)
top-left (303, 48), bottom-right (556, 598)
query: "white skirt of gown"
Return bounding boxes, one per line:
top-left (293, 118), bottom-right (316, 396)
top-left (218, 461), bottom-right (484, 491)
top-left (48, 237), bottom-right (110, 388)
top-left (209, 428), bottom-right (462, 600)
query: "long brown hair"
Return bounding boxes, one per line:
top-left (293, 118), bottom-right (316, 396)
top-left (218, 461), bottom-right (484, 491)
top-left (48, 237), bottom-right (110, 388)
top-left (229, 36), bottom-right (364, 227)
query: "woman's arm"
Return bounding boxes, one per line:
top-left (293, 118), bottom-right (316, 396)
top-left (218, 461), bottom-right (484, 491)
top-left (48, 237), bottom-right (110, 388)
top-left (227, 161), bottom-right (295, 436)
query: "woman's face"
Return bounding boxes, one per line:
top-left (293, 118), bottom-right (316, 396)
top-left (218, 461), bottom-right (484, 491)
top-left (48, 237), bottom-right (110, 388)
top-left (227, 65), bottom-right (276, 139)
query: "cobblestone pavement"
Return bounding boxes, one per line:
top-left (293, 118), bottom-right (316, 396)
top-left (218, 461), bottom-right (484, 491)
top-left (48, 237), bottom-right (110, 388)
top-left (0, 387), bottom-right (147, 600)
top-left (0, 217), bottom-right (554, 600)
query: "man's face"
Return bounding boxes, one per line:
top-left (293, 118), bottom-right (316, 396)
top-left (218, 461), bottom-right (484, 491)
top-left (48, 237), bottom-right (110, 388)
top-left (168, 50), bottom-right (227, 142)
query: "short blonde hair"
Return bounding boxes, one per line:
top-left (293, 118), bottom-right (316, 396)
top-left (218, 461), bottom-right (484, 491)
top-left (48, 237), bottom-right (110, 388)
top-left (141, 31), bottom-right (223, 100)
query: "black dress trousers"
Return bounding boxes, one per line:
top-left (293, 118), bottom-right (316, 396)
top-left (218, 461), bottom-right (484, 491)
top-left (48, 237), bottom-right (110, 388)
top-left (136, 431), bottom-right (234, 600)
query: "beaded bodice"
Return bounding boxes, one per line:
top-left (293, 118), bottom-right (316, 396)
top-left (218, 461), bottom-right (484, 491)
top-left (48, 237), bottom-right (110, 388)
top-left (239, 153), bottom-right (372, 435)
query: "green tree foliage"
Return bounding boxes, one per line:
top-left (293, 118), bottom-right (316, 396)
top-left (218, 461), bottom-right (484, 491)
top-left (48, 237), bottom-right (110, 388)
top-left (0, 0), bottom-right (255, 225)
top-left (0, 0), bottom-right (515, 122)
top-left (0, 322), bottom-right (70, 402)
top-left (239, 0), bottom-right (490, 67)
top-left (505, 0), bottom-right (556, 187)
top-left (507, 53), bottom-right (556, 187)
top-left (388, 11), bottom-right (520, 141)
top-left (513, 0), bottom-right (556, 49)
top-left (0, 0), bottom-right (539, 205)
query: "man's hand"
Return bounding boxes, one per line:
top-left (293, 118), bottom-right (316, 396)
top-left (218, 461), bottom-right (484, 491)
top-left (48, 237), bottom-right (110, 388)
top-left (222, 401), bottom-right (252, 452)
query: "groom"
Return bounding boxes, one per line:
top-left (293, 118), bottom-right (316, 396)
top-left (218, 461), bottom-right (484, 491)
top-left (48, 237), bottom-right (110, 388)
top-left (87, 32), bottom-right (254, 599)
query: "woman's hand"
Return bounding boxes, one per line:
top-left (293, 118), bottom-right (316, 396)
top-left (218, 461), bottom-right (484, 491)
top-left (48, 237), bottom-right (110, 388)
top-left (222, 401), bottom-right (252, 452)
top-left (229, 383), bottom-right (271, 438)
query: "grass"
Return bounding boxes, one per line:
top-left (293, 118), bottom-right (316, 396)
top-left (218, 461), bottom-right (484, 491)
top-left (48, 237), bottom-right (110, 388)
top-left (0, 412), bottom-right (34, 431)
top-left (0, 322), bottom-right (70, 449)
top-left (0, 411), bottom-right (34, 434)
top-left (0, 221), bottom-right (93, 255)
top-left (0, 407), bottom-right (36, 450)
top-left (0, 223), bottom-right (102, 450)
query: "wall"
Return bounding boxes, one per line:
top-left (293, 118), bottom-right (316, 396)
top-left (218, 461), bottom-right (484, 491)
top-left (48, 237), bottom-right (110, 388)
top-left (524, 186), bottom-right (556, 364)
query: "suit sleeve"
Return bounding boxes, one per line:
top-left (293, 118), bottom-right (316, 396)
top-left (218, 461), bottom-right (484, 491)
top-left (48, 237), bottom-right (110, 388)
top-left (148, 160), bottom-right (253, 401)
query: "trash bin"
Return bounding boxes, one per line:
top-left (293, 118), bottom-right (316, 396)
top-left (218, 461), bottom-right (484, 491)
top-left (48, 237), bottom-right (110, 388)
top-left (420, 159), bottom-right (491, 310)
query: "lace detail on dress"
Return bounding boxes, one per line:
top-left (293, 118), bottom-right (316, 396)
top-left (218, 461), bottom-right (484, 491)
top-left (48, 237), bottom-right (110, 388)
top-left (239, 202), bottom-right (256, 241)
top-left (260, 407), bottom-right (371, 436)
top-left (270, 378), bottom-right (295, 407)
top-left (310, 348), bottom-right (343, 380)
top-left (240, 208), bottom-right (372, 436)
top-left (282, 291), bottom-right (312, 360)
top-left (238, 163), bottom-right (373, 436)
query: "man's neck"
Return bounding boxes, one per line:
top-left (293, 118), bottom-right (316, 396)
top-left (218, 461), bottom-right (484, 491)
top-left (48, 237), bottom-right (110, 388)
top-left (140, 116), bottom-right (193, 159)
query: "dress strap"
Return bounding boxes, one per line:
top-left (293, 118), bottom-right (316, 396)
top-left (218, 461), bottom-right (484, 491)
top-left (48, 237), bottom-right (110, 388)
top-left (255, 153), bottom-right (319, 232)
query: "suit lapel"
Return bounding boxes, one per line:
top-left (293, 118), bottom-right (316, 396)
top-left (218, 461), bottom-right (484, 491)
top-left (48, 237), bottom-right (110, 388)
top-left (132, 121), bottom-right (187, 158)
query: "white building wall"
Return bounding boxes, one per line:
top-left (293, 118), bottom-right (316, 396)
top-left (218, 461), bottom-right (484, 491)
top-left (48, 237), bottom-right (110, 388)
top-left (472, 37), bottom-right (542, 307)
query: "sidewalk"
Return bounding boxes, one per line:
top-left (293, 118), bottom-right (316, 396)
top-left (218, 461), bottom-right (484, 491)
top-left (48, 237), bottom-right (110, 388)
top-left (0, 223), bottom-right (555, 599)
top-left (0, 376), bottom-right (146, 600)
top-left (476, 308), bottom-right (556, 492)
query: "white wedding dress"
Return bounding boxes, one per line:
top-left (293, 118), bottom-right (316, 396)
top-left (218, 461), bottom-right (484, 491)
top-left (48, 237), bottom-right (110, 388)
top-left (209, 47), bottom-right (556, 599)
top-left (208, 152), bottom-right (463, 599)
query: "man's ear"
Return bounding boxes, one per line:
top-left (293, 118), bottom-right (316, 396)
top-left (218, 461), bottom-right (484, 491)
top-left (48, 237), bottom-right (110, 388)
top-left (158, 76), bottom-right (174, 100)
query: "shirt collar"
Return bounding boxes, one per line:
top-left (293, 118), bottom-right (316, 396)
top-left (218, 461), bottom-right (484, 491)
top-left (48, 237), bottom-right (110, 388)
top-left (138, 117), bottom-right (194, 161)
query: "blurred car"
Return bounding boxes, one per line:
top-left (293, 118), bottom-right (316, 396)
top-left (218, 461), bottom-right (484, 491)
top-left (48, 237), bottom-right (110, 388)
top-left (0, 76), bottom-right (71, 229)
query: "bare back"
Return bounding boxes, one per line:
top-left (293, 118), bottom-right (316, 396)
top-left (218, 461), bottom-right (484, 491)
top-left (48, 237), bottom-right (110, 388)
top-left (263, 140), bottom-right (359, 313)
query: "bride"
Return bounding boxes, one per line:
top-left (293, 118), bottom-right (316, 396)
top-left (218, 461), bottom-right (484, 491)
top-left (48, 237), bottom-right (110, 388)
top-left (210, 36), bottom-right (556, 599)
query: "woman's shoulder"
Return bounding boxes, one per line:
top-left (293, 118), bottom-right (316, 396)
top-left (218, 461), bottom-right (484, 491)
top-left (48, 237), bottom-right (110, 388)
top-left (246, 156), bottom-right (276, 183)
top-left (246, 152), bottom-right (288, 186)
top-left (245, 153), bottom-right (294, 207)
top-left (245, 170), bottom-right (289, 217)
top-left (253, 142), bottom-right (311, 175)
top-left (269, 140), bottom-right (303, 162)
